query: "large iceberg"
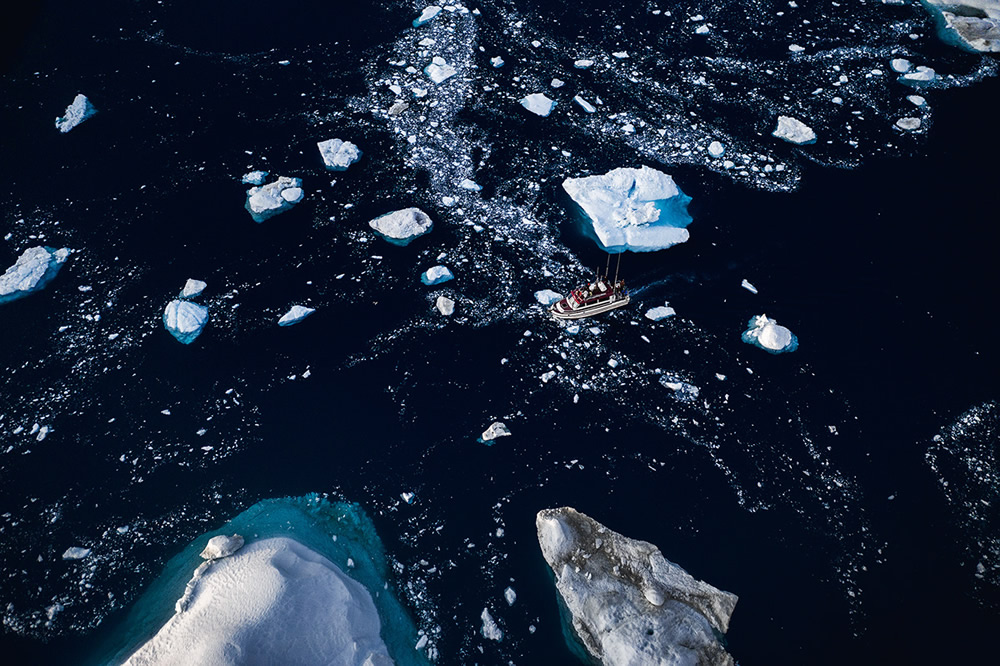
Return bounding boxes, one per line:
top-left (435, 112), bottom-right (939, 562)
top-left (741, 314), bottom-right (799, 354)
top-left (163, 300), bottom-right (209, 344)
top-left (772, 116), bottom-right (817, 145)
top-left (55, 94), bottom-right (97, 133)
top-left (562, 166), bottom-right (692, 253)
top-left (102, 495), bottom-right (427, 666)
top-left (368, 207), bottom-right (433, 246)
top-left (0, 246), bottom-right (71, 305)
top-left (245, 176), bottom-right (305, 223)
top-left (536, 507), bottom-right (738, 666)
top-left (318, 139), bottom-right (363, 171)
top-left (922, 0), bottom-right (1000, 52)
top-left (412, 5), bottom-right (442, 27)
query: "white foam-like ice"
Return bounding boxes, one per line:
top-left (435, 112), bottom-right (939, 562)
top-left (55, 94), bottom-right (97, 133)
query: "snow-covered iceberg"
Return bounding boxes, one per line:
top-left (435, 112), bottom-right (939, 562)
top-left (772, 116), bottom-right (817, 145)
top-left (241, 170), bottom-right (268, 185)
top-left (421, 265), bottom-right (454, 285)
top-left (562, 166), bottom-right (692, 253)
top-left (922, 0), bottom-right (1000, 52)
top-left (481, 421), bottom-right (511, 443)
top-left (318, 139), bottom-right (363, 171)
top-left (245, 176), bottom-right (305, 223)
top-left (0, 246), bottom-right (71, 305)
top-left (278, 305), bottom-right (315, 326)
top-left (536, 507), bottom-right (738, 666)
top-left (435, 295), bottom-right (454, 315)
top-left (412, 5), bottom-right (442, 27)
top-left (163, 300), bottom-right (209, 345)
top-left (55, 94), bottom-right (97, 133)
top-left (368, 207), bottom-right (433, 246)
top-left (534, 289), bottom-right (563, 306)
top-left (521, 93), bottom-right (557, 117)
top-left (104, 495), bottom-right (428, 666)
top-left (644, 304), bottom-right (676, 321)
top-left (741, 314), bottom-right (799, 354)
top-left (199, 535), bottom-right (244, 560)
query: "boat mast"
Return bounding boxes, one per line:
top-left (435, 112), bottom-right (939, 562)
top-left (604, 253), bottom-right (612, 280)
top-left (613, 252), bottom-right (622, 285)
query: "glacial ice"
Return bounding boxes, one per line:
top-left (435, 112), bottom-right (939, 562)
top-left (245, 176), bottom-right (305, 223)
top-left (480, 608), bottom-right (503, 642)
top-left (241, 170), bottom-right (268, 185)
top-left (742, 314), bottom-right (799, 354)
top-left (707, 141), bottom-right (725, 158)
top-left (562, 166), bottom-right (692, 253)
top-left (62, 546), bottom-right (92, 560)
top-left (55, 94), bottom-right (97, 133)
top-left (413, 5), bottom-right (442, 27)
top-left (534, 289), bottom-right (563, 306)
top-left (368, 207), bottom-right (433, 246)
top-left (644, 304), bottom-right (676, 320)
top-left (179, 279), bottom-right (206, 299)
top-left (199, 534), bottom-right (244, 560)
top-left (482, 421), bottom-right (511, 442)
top-left (536, 507), bottom-right (738, 666)
top-left (891, 58), bottom-right (912, 73)
top-left (163, 300), bottom-right (209, 345)
top-left (278, 305), bottom-right (315, 326)
top-left (741, 279), bottom-right (758, 294)
top-left (520, 93), bottom-right (557, 117)
top-left (574, 95), bottom-right (596, 113)
top-left (490, 56), bottom-right (504, 68)
top-left (659, 375), bottom-right (700, 402)
top-left (459, 178), bottom-right (482, 191)
top-left (0, 246), bottom-right (71, 305)
top-left (922, 0), bottom-right (1000, 53)
top-left (317, 139), bottom-right (363, 171)
top-left (425, 57), bottom-right (457, 84)
top-left (901, 66), bottom-right (938, 85)
top-left (504, 587), bottom-right (517, 605)
top-left (421, 265), bottom-right (454, 285)
top-left (772, 116), bottom-right (817, 145)
top-left (896, 117), bottom-right (922, 130)
top-left (435, 295), bottom-right (455, 315)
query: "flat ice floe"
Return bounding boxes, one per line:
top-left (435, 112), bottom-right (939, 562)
top-left (435, 295), bottom-right (455, 315)
top-left (644, 304), bottom-right (676, 320)
top-left (534, 289), bottom-right (562, 306)
top-left (245, 176), bottom-right (305, 223)
top-left (741, 314), bottom-right (798, 354)
top-left (421, 265), bottom-right (454, 285)
top-left (520, 93), bottom-right (556, 117)
top-left (55, 94), bottom-right (97, 133)
top-left (481, 421), bottom-right (511, 442)
top-left (536, 507), bottom-right (738, 665)
top-left (424, 57), bottom-right (458, 84)
top-left (278, 305), bottom-right (315, 326)
top-left (62, 546), bottom-right (92, 560)
top-left (772, 116), bottom-right (817, 145)
top-left (122, 537), bottom-right (393, 666)
top-left (562, 166), bottom-right (692, 253)
top-left (413, 5), bottom-right (442, 27)
top-left (317, 138), bottom-right (363, 171)
top-left (0, 246), bottom-right (71, 305)
top-left (368, 207), bottom-right (433, 246)
top-left (163, 300), bottom-right (209, 344)
top-left (179, 279), bottom-right (206, 299)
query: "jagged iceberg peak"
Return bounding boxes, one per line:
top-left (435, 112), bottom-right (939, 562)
top-left (368, 207), bottom-right (433, 246)
top-left (772, 116), bottom-right (817, 145)
top-left (122, 537), bottom-right (393, 666)
top-left (317, 138), bottom-right (363, 171)
top-left (55, 94), bottom-right (97, 133)
top-left (278, 305), bottom-right (315, 326)
top-left (562, 166), bottom-right (692, 253)
top-left (741, 314), bottom-right (799, 354)
top-left (163, 300), bottom-right (209, 344)
top-left (245, 176), bottom-right (304, 223)
top-left (0, 246), bottom-right (71, 305)
top-left (536, 507), bottom-right (738, 666)
top-left (922, 0), bottom-right (1000, 52)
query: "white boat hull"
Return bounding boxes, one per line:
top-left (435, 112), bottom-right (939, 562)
top-left (550, 294), bottom-right (630, 320)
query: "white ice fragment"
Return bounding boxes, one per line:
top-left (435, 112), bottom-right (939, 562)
top-left (520, 93), bottom-right (557, 117)
top-left (741, 279), bottom-right (758, 294)
top-left (891, 58), bottom-right (912, 73)
top-left (707, 141), bottom-right (725, 158)
top-left (368, 208), bottom-right (433, 245)
top-left (534, 289), bottom-right (562, 306)
top-left (695, 25), bottom-right (710, 34)
top-left (278, 305), bottom-right (316, 326)
top-left (246, 176), bottom-right (305, 222)
top-left (413, 5), bottom-right (442, 27)
top-left (742, 314), bottom-right (799, 353)
top-left (200, 534), bottom-right (245, 560)
top-left (902, 66), bottom-right (937, 83)
top-left (907, 95), bottom-right (927, 106)
top-left (435, 295), bottom-right (455, 315)
top-left (55, 94), bottom-right (97, 133)
top-left (491, 56), bottom-right (505, 68)
top-left (896, 117), bottom-right (922, 130)
top-left (241, 170), bottom-right (268, 185)
top-left (459, 178), bottom-right (482, 191)
top-left (180, 279), bottom-right (207, 299)
top-left (574, 59), bottom-right (595, 69)
top-left (62, 546), bottom-right (92, 560)
top-left (0, 246), bottom-right (71, 305)
top-left (421, 265), bottom-right (454, 285)
top-left (504, 587), bottom-right (517, 605)
top-left (425, 56), bottom-right (457, 84)
top-left (480, 608), bottom-right (503, 642)
top-left (644, 304), bottom-right (676, 320)
top-left (551, 78), bottom-right (565, 88)
top-left (163, 300), bottom-right (209, 344)
top-left (573, 95), bottom-right (596, 113)
top-left (317, 139), bottom-right (363, 171)
top-left (401, 492), bottom-right (415, 504)
top-left (789, 44), bottom-right (805, 52)
top-left (482, 422), bottom-right (511, 441)
top-left (772, 115), bottom-right (817, 144)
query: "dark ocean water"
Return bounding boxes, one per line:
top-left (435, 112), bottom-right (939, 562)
top-left (1, 0), bottom-right (998, 664)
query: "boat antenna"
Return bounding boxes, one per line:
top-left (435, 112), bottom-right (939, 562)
top-left (613, 252), bottom-right (622, 284)
top-left (605, 253), bottom-right (612, 280)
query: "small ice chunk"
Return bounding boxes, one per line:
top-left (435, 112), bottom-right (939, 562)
top-left (742, 314), bottom-right (799, 353)
top-left (482, 421), bottom-right (511, 441)
top-left (534, 289), bottom-right (563, 306)
top-left (459, 178), bottom-right (482, 191)
top-left (789, 44), bottom-right (805, 52)
top-left (574, 59), bottom-right (595, 69)
top-left (741, 279), bottom-right (758, 294)
top-left (413, 5), bottom-right (442, 27)
top-left (491, 56), bottom-right (505, 68)
top-left (246, 176), bottom-right (305, 222)
top-left (435, 295), bottom-right (455, 315)
top-left (644, 304), bottom-right (676, 320)
top-left (551, 78), bottom-right (565, 88)
top-left (62, 546), bottom-right (92, 560)
top-left (573, 95), bottom-right (596, 113)
top-left (695, 25), bottom-right (710, 34)
top-left (278, 305), bottom-right (316, 326)
top-left (480, 608), bottom-right (503, 641)
top-left (504, 587), bottom-right (517, 605)
top-left (772, 116), bottom-right (817, 144)
top-left (368, 208), bottom-right (433, 245)
top-left (163, 300), bottom-right (209, 344)
top-left (421, 265), bottom-right (454, 285)
top-left (317, 139), bottom-right (363, 171)
top-left (891, 58), bottom-right (912, 73)
top-left (242, 170), bottom-right (269, 185)
top-left (425, 56), bottom-right (458, 84)
top-left (902, 66), bottom-right (936, 83)
top-left (180, 279), bottom-right (207, 299)
top-left (55, 94), bottom-right (97, 133)
top-left (200, 534), bottom-right (245, 560)
top-left (659, 375), bottom-right (700, 401)
top-left (520, 93), bottom-right (557, 117)
top-left (707, 141), bottom-right (725, 158)
top-left (896, 117), bottom-right (921, 130)
top-left (907, 95), bottom-right (926, 106)
top-left (401, 492), bottom-right (415, 504)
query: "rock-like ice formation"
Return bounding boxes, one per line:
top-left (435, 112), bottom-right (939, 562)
top-left (644, 304), bottom-right (676, 321)
top-left (536, 507), bottom-right (738, 666)
top-left (520, 93), bottom-right (557, 117)
top-left (922, 0), bottom-right (1000, 52)
top-left (368, 207), bottom-right (433, 246)
top-left (534, 289), bottom-right (563, 306)
top-left (421, 265), bottom-right (454, 285)
top-left (772, 115), bottom-right (817, 144)
top-left (62, 546), bottom-right (92, 560)
top-left (413, 5), bottom-right (442, 27)
top-left (245, 176), bottom-right (305, 223)
top-left (179, 279), bottom-right (206, 299)
top-left (318, 139), bottom-right (363, 171)
top-left (199, 534), bottom-right (244, 560)
top-left (0, 246), bottom-right (71, 305)
top-left (122, 537), bottom-right (393, 666)
top-left (425, 57), bottom-right (458, 84)
top-left (562, 166), bottom-right (693, 253)
top-left (435, 295), bottom-right (455, 315)
top-left (163, 300), bottom-right (209, 345)
top-left (482, 421), bottom-right (510, 442)
top-left (741, 314), bottom-right (798, 354)
top-left (55, 94), bottom-right (97, 133)
top-left (278, 305), bottom-right (316, 326)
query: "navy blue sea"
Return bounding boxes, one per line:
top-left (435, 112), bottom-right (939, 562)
top-left (1, 0), bottom-right (998, 664)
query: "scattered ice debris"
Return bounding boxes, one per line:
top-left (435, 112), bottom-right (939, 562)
top-left (317, 139), bottom-right (363, 171)
top-left (534, 289), bottom-right (562, 306)
top-left (490, 56), bottom-right (504, 68)
top-left (421, 265), bottom-right (454, 285)
top-left (562, 165), bottom-right (692, 253)
top-left (574, 59), bottom-right (595, 69)
top-left (62, 546), bottom-right (92, 560)
top-left (573, 95), bottom-right (596, 113)
top-left (0, 246), bottom-right (71, 305)
top-left (644, 304), bottom-right (676, 320)
top-left (742, 314), bottom-right (799, 354)
top-left (772, 115), bottom-right (817, 145)
top-left (741, 279), bottom-right (759, 294)
top-left (480, 608), bottom-right (503, 642)
top-left (891, 58), bottom-right (912, 73)
top-left (922, 0), bottom-right (1000, 52)
top-left (520, 93), bottom-right (557, 117)
top-left (278, 305), bottom-right (316, 327)
top-left (200, 534), bottom-right (245, 560)
top-left (55, 94), bottom-right (97, 133)
top-left (368, 207), bottom-right (433, 246)
top-left (179, 279), bottom-right (207, 299)
top-left (459, 178), bottom-right (481, 191)
top-left (896, 117), bottom-right (922, 131)
top-left (504, 587), bottom-right (517, 606)
top-left (536, 507), bottom-right (738, 665)
top-left (245, 176), bottom-right (304, 223)
top-left (435, 295), bottom-right (455, 316)
top-left (413, 5), bottom-right (442, 27)
top-left (401, 492), bottom-right (415, 504)
top-left (481, 421), bottom-right (511, 442)
top-left (425, 56), bottom-right (458, 84)
top-left (659, 375), bottom-right (700, 401)
top-left (241, 170), bottom-right (268, 185)
top-left (163, 300), bottom-right (209, 344)
top-left (708, 141), bottom-right (725, 158)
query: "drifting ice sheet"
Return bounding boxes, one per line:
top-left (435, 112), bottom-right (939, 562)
top-left (369, 208), bottom-right (433, 246)
top-left (421, 266), bottom-right (454, 285)
top-left (520, 93), bottom-right (557, 117)
top-left (278, 305), bottom-right (315, 326)
top-left (245, 177), bottom-right (304, 223)
top-left (317, 139), bottom-right (363, 171)
top-left (0, 246), bottom-right (71, 305)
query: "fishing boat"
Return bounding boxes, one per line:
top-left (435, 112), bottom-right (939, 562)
top-left (550, 254), bottom-right (630, 320)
